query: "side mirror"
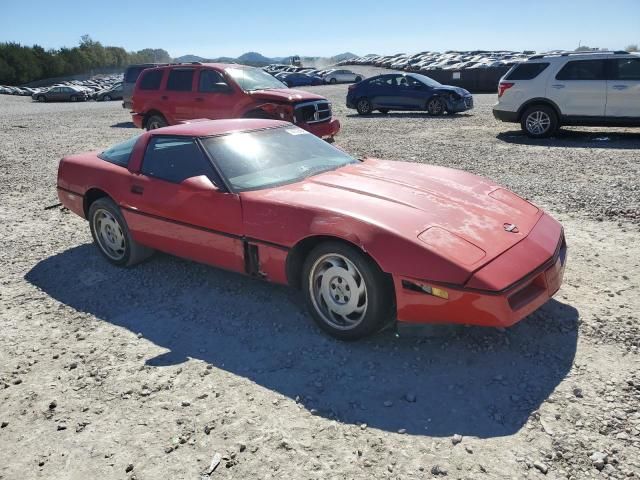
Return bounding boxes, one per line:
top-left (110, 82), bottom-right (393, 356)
top-left (180, 175), bottom-right (219, 193)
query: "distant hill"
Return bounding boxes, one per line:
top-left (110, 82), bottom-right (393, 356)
top-left (172, 51), bottom-right (359, 67)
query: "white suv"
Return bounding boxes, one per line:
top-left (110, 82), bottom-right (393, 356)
top-left (493, 51), bottom-right (640, 138)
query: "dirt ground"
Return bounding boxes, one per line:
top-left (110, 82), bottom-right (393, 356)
top-left (1, 70), bottom-right (639, 480)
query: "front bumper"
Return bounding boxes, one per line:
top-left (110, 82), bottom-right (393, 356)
top-left (298, 117), bottom-right (341, 140)
top-left (395, 216), bottom-right (567, 328)
top-left (132, 113), bottom-right (144, 129)
top-left (447, 95), bottom-right (474, 113)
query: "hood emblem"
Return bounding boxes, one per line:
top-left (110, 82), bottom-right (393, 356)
top-left (503, 223), bottom-right (519, 233)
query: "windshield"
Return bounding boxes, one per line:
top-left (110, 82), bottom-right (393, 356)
top-left (409, 73), bottom-right (442, 88)
top-left (202, 127), bottom-right (357, 191)
top-left (226, 67), bottom-right (287, 91)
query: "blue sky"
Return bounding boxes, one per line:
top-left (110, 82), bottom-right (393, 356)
top-left (1, 0), bottom-right (638, 57)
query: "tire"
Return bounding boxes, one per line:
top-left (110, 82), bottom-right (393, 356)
top-left (302, 241), bottom-right (394, 340)
top-left (88, 197), bottom-right (153, 267)
top-left (70, 96), bottom-right (77, 102)
top-left (329, 78), bottom-right (337, 84)
top-left (37, 96), bottom-right (46, 102)
top-left (520, 105), bottom-right (558, 138)
top-left (378, 109), bottom-right (389, 114)
top-left (145, 114), bottom-right (167, 131)
top-left (103, 95), bottom-right (112, 101)
top-left (427, 96), bottom-right (445, 116)
top-left (354, 76), bottom-right (362, 82)
top-left (356, 98), bottom-right (373, 115)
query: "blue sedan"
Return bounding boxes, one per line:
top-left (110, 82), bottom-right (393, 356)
top-left (276, 72), bottom-right (324, 88)
top-left (346, 73), bottom-right (473, 115)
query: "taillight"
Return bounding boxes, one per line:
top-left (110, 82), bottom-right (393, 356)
top-left (498, 82), bottom-right (514, 98)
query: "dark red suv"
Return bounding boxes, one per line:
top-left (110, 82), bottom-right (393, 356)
top-left (131, 63), bottom-right (340, 140)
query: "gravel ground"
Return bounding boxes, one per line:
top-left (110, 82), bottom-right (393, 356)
top-left (1, 68), bottom-right (639, 480)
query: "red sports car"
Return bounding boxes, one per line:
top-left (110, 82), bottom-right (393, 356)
top-left (57, 119), bottom-right (567, 340)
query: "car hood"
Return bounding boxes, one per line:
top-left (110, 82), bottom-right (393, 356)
top-left (434, 85), bottom-right (470, 96)
top-left (248, 88), bottom-right (327, 104)
top-left (247, 159), bottom-right (541, 269)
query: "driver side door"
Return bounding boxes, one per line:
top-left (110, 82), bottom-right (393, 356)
top-left (122, 136), bottom-right (245, 272)
top-left (193, 68), bottom-right (238, 119)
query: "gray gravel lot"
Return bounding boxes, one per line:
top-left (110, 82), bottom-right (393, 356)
top-left (1, 70), bottom-right (639, 479)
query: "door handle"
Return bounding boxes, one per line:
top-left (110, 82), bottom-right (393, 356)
top-left (551, 84), bottom-right (565, 89)
top-left (194, 97), bottom-right (204, 102)
top-left (161, 95), bottom-right (168, 100)
top-left (612, 85), bottom-right (628, 90)
top-left (131, 185), bottom-right (144, 195)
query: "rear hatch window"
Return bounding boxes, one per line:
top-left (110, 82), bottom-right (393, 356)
top-left (505, 62), bottom-right (549, 80)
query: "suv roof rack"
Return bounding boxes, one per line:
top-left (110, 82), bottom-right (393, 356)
top-left (528, 50), bottom-right (631, 60)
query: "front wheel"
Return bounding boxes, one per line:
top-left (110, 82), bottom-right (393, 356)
top-left (145, 114), bottom-right (167, 130)
top-left (354, 76), bottom-right (362, 82)
top-left (329, 78), bottom-right (337, 84)
top-left (521, 105), bottom-right (558, 138)
top-left (427, 97), bottom-right (445, 115)
top-left (37, 96), bottom-right (46, 102)
top-left (356, 98), bottom-right (373, 115)
top-left (302, 241), bottom-right (394, 340)
top-left (88, 198), bottom-right (153, 267)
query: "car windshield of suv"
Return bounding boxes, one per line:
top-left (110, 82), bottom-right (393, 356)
top-left (226, 67), bottom-right (287, 91)
top-left (409, 73), bottom-right (442, 88)
top-left (202, 126), bottom-right (357, 191)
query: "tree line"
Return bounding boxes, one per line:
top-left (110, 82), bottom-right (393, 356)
top-left (0, 36), bottom-right (172, 85)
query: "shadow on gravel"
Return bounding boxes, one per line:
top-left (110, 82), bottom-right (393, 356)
top-left (110, 121), bottom-right (136, 128)
top-left (346, 112), bottom-right (472, 120)
top-left (26, 244), bottom-right (578, 439)
top-left (497, 129), bottom-right (640, 149)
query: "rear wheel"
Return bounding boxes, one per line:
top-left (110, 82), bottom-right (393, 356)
top-left (427, 97), bottom-right (445, 115)
top-left (356, 98), bottom-right (373, 115)
top-left (329, 78), bottom-right (337, 84)
top-left (302, 241), bottom-right (394, 340)
top-left (145, 114), bottom-right (167, 131)
top-left (354, 76), bottom-right (362, 82)
top-left (70, 95), bottom-right (78, 102)
top-left (103, 94), bottom-right (112, 101)
top-left (521, 105), bottom-right (558, 138)
top-left (37, 96), bottom-right (46, 102)
top-left (88, 198), bottom-right (153, 267)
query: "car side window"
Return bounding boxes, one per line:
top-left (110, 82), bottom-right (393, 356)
top-left (506, 62), bottom-right (549, 80)
top-left (139, 70), bottom-right (163, 90)
top-left (613, 58), bottom-right (640, 81)
top-left (166, 69), bottom-right (194, 91)
top-left (556, 60), bottom-right (605, 81)
top-left (142, 137), bottom-right (217, 184)
top-left (198, 70), bottom-right (230, 93)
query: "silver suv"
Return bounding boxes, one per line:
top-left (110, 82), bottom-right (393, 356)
top-left (493, 51), bottom-right (640, 138)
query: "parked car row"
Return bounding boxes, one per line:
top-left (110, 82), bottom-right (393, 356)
top-left (340, 51), bottom-right (536, 74)
top-left (264, 64), bottom-right (364, 85)
top-left (1, 73), bottom-right (124, 102)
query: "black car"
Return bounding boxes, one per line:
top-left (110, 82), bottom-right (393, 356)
top-left (346, 73), bottom-right (473, 115)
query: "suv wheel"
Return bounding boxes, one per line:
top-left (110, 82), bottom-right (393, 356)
top-left (356, 98), bottom-right (372, 115)
top-left (146, 114), bottom-right (167, 131)
top-left (521, 105), bottom-right (558, 138)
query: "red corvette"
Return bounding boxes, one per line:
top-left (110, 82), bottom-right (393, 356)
top-left (57, 119), bottom-right (566, 340)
